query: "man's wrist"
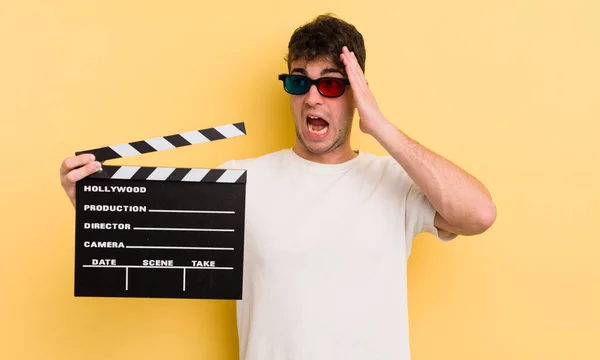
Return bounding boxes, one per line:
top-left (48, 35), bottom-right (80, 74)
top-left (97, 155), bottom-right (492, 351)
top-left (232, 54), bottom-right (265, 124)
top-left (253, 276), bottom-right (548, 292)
top-left (371, 119), bottom-right (402, 144)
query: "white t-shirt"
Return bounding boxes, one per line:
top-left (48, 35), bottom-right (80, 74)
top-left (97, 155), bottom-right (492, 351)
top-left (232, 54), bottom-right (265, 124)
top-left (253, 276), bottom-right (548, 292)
top-left (219, 148), bottom-right (456, 360)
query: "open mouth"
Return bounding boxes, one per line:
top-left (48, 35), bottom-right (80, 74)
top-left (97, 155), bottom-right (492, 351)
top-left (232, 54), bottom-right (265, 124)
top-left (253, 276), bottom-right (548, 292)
top-left (307, 115), bottom-right (329, 136)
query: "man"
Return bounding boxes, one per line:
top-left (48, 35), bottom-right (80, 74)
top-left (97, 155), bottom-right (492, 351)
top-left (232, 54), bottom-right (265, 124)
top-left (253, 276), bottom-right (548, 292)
top-left (60, 14), bottom-right (495, 360)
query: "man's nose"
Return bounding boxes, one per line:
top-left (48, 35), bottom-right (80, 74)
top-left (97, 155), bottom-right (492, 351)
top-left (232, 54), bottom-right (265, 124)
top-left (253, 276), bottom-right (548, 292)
top-left (304, 84), bottom-right (323, 106)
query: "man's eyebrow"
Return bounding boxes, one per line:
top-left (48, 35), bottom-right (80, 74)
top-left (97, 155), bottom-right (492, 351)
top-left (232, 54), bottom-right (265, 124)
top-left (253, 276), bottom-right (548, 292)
top-left (289, 67), bottom-right (346, 77)
top-left (321, 68), bottom-right (344, 76)
top-left (290, 68), bottom-right (307, 75)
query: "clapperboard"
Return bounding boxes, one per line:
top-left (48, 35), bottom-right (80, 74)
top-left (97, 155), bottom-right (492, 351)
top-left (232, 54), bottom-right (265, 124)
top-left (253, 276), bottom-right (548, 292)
top-left (73, 122), bottom-right (247, 300)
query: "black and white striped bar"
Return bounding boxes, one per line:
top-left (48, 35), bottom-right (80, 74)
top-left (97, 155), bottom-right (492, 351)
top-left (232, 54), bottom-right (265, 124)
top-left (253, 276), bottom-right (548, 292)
top-left (76, 122), bottom-right (246, 162)
top-left (73, 122), bottom-right (247, 300)
top-left (87, 165), bottom-right (246, 183)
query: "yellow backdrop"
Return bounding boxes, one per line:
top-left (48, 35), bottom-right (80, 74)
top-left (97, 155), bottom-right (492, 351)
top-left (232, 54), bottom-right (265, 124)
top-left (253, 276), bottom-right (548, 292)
top-left (1, 0), bottom-right (599, 359)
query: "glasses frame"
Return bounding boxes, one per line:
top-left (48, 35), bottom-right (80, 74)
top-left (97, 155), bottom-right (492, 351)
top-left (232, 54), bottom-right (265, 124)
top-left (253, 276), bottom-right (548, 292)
top-left (278, 74), bottom-right (351, 98)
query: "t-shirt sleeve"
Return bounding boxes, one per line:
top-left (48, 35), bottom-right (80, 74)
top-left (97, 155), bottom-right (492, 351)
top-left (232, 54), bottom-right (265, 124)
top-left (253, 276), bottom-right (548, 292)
top-left (404, 181), bottom-right (458, 244)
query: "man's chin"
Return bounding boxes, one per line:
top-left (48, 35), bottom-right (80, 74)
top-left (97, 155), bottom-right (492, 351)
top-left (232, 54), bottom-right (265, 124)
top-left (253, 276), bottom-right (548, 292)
top-left (298, 138), bottom-right (337, 155)
top-left (306, 146), bottom-right (331, 155)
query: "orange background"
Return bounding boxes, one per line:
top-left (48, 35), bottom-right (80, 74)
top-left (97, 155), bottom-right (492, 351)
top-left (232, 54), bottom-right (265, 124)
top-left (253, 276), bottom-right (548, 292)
top-left (1, 1), bottom-right (599, 359)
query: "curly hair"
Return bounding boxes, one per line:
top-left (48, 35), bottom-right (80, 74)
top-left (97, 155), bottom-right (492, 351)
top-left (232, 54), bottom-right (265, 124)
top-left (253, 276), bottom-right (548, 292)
top-left (285, 14), bottom-right (366, 74)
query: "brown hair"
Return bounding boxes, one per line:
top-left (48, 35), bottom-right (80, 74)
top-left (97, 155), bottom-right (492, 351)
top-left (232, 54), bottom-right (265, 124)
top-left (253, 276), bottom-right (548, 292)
top-left (285, 14), bottom-right (366, 73)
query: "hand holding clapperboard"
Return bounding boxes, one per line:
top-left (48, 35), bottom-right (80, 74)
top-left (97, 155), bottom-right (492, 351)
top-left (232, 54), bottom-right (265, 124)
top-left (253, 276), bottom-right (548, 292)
top-left (73, 122), bottom-right (247, 300)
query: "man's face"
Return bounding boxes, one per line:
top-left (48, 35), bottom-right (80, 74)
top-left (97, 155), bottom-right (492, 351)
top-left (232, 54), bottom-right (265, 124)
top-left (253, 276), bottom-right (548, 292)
top-left (288, 57), bottom-right (355, 156)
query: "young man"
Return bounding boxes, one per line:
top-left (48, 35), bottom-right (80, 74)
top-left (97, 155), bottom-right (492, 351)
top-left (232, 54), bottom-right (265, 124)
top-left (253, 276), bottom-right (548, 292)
top-left (60, 14), bottom-right (495, 360)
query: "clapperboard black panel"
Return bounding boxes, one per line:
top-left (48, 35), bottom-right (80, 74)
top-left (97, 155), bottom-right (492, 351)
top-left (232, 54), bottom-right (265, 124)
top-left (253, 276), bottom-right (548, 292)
top-left (74, 123), bottom-right (246, 300)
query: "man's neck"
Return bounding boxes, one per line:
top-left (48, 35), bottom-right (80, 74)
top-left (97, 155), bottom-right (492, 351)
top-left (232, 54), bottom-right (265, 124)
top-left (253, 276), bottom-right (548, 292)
top-left (292, 143), bottom-right (358, 164)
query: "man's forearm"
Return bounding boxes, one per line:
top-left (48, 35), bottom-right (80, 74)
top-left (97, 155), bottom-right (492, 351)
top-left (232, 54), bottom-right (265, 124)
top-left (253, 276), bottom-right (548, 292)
top-left (372, 120), bottom-right (496, 236)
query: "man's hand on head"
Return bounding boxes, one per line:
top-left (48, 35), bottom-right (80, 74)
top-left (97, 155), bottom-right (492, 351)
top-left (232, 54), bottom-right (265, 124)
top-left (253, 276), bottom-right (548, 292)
top-left (340, 46), bottom-right (391, 138)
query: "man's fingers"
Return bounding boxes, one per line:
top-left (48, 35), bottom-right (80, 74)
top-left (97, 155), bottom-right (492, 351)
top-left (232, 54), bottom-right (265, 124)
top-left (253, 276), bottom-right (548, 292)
top-left (341, 53), bottom-right (359, 81)
top-left (62, 160), bottom-right (101, 185)
top-left (341, 47), bottom-right (367, 90)
top-left (60, 154), bottom-right (96, 176)
top-left (342, 47), bottom-right (361, 72)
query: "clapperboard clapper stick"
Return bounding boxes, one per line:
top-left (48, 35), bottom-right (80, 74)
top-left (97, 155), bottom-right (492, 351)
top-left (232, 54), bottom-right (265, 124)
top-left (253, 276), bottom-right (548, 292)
top-left (73, 122), bottom-right (247, 300)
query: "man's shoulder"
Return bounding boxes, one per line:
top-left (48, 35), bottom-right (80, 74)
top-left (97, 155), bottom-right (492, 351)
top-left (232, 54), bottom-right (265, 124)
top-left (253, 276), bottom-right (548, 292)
top-left (357, 151), bottom-right (405, 173)
top-left (354, 151), bottom-right (415, 189)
